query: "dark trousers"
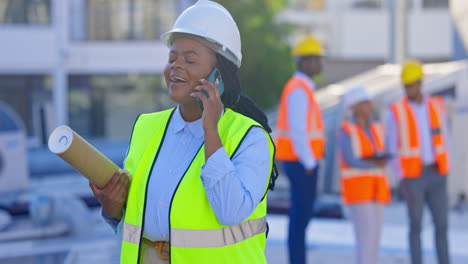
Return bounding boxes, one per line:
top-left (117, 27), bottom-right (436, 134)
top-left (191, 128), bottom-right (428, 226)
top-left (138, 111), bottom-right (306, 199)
top-left (401, 165), bottom-right (450, 264)
top-left (283, 161), bottom-right (319, 264)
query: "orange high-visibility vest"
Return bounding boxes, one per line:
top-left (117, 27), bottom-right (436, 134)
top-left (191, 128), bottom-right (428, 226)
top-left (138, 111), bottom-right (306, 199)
top-left (275, 75), bottom-right (325, 161)
top-left (339, 121), bottom-right (391, 204)
top-left (390, 96), bottom-right (449, 178)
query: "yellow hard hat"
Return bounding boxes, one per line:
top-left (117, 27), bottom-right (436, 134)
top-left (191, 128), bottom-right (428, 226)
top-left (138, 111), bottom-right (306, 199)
top-left (292, 35), bottom-right (322, 57)
top-left (401, 60), bottom-right (424, 85)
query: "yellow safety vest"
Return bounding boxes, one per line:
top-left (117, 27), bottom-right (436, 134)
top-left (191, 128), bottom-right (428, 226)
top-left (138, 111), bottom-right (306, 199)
top-left (120, 108), bottom-right (275, 263)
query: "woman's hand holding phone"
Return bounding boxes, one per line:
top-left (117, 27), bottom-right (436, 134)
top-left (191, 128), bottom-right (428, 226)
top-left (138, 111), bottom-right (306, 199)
top-left (191, 77), bottom-right (224, 161)
top-left (191, 78), bottom-right (224, 131)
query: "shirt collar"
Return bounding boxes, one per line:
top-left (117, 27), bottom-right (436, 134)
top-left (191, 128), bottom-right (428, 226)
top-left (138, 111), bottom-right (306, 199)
top-left (172, 106), bottom-right (204, 139)
top-left (349, 116), bottom-right (372, 128)
top-left (407, 94), bottom-right (428, 107)
top-left (294, 71), bottom-right (316, 90)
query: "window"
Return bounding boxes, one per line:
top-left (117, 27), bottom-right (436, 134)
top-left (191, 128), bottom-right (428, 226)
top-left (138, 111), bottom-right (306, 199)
top-left (68, 74), bottom-right (173, 141)
top-left (423, 0), bottom-right (448, 8)
top-left (0, 0), bottom-right (51, 24)
top-left (0, 75), bottom-right (52, 140)
top-left (353, 0), bottom-right (383, 9)
top-left (84, 0), bottom-right (177, 41)
top-left (290, 0), bottom-right (326, 10)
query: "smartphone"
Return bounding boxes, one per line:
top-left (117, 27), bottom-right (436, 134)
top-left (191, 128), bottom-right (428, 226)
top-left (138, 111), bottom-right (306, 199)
top-left (197, 68), bottom-right (224, 111)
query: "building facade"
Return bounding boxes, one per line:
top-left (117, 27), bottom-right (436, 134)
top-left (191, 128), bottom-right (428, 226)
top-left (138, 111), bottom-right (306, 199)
top-left (280, 0), bottom-right (452, 60)
top-left (0, 0), bottom-right (196, 147)
top-left (0, 0), bottom-right (456, 148)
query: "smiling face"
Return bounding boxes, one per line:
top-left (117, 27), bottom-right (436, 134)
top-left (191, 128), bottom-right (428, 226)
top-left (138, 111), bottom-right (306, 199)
top-left (299, 55), bottom-right (322, 77)
top-left (163, 37), bottom-right (217, 105)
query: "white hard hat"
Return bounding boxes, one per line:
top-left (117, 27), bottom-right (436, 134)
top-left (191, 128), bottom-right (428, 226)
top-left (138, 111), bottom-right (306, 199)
top-left (161, 0), bottom-right (242, 68)
top-left (342, 86), bottom-right (371, 109)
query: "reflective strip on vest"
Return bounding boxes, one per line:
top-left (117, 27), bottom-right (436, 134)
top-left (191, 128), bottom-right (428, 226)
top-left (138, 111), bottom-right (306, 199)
top-left (339, 121), bottom-right (391, 204)
top-left (435, 145), bottom-right (447, 153)
top-left (340, 122), bottom-right (386, 178)
top-left (123, 222), bottom-right (142, 245)
top-left (373, 124), bottom-right (384, 141)
top-left (122, 109), bottom-right (272, 263)
top-left (275, 76), bottom-right (325, 161)
top-left (394, 97), bottom-right (446, 157)
top-left (171, 217), bottom-right (266, 248)
top-left (391, 97), bottom-right (450, 178)
top-left (394, 101), bottom-right (421, 157)
top-left (428, 97), bottom-right (448, 157)
top-left (341, 122), bottom-right (384, 159)
top-left (398, 148), bottom-right (421, 156)
top-left (276, 129), bottom-right (324, 139)
top-left (341, 168), bottom-right (385, 178)
top-left (432, 97), bottom-right (444, 126)
top-left (347, 124), bottom-right (362, 157)
top-left (431, 97), bottom-right (445, 144)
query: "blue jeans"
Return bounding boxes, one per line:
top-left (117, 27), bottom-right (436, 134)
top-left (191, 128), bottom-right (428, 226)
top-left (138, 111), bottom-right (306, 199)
top-left (283, 161), bottom-right (319, 264)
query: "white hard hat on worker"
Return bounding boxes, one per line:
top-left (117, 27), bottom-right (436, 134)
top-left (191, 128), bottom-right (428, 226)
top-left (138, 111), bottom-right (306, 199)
top-left (342, 86), bottom-right (371, 109)
top-left (161, 0), bottom-right (242, 68)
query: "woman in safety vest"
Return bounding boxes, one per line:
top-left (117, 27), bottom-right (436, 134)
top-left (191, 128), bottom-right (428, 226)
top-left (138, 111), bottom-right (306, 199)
top-left (337, 86), bottom-right (391, 264)
top-left (88, 1), bottom-right (276, 263)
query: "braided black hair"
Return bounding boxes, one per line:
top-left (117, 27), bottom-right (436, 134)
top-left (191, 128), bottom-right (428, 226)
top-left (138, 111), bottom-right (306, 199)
top-left (216, 53), bottom-right (272, 133)
top-left (216, 53), bottom-right (278, 191)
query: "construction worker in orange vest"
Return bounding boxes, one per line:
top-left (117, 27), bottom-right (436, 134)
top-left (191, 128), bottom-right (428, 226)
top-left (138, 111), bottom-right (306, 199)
top-left (338, 86), bottom-right (391, 264)
top-left (275, 35), bottom-right (325, 264)
top-left (385, 60), bottom-right (451, 264)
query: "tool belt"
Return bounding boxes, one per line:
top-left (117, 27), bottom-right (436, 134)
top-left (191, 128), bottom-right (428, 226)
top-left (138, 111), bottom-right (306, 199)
top-left (143, 238), bottom-right (170, 260)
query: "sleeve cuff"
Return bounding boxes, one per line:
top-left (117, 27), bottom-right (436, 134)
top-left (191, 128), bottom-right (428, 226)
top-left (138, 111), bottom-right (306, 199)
top-left (201, 147), bottom-right (235, 188)
top-left (302, 158), bottom-right (317, 170)
top-left (101, 210), bottom-right (120, 232)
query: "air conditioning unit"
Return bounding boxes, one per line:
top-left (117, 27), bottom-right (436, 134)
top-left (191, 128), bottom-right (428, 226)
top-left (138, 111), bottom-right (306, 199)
top-left (0, 102), bottom-right (29, 193)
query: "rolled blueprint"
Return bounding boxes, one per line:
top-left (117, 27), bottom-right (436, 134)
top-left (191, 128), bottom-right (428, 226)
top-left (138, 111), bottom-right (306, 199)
top-left (48, 125), bottom-right (120, 188)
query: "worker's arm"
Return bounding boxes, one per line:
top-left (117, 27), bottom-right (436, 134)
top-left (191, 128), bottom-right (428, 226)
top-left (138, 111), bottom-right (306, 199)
top-left (89, 170), bottom-right (129, 220)
top-left (384, 109), bottom-right (403, 178)
top-left (90, 170), bottom-right (129, 235)
top-left (200, 127), bottom-right (271, 226)
top-left (337, 127), bottom-right (376, 169)
top-left (287, 88), bottom-right (317, 170)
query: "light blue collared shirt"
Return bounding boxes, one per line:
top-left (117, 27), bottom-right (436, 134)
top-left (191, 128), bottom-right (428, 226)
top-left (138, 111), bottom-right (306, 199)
top-left (104, 107), bottom-right (271, 241)
top-left (385, 95), bottom-right (451, 178)
top-left (338, 119), bottom-right (384, 169)
top-left (287, 71), bottom-right (318, 170)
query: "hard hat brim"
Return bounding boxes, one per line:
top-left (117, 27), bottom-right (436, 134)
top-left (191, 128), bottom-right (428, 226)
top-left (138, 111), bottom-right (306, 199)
top-left (161, 28), bottom-right (218, 48)
top-left (161, 29), bottom-right (242, 68)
